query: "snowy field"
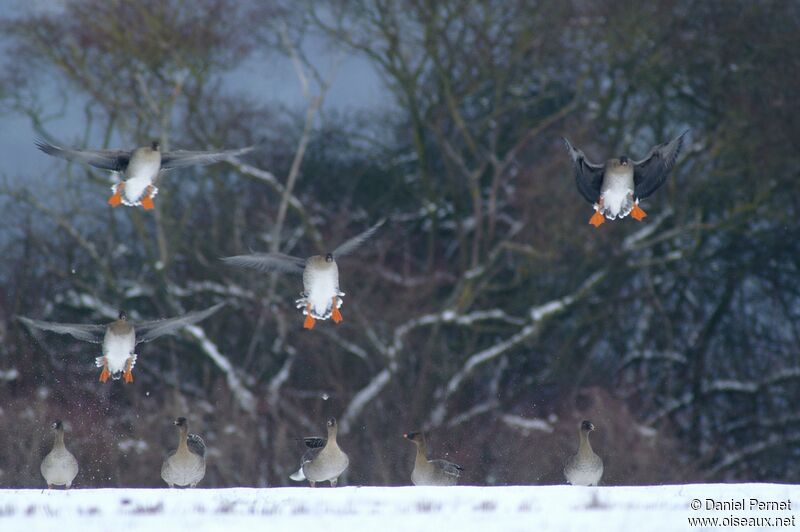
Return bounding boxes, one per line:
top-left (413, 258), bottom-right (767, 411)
top-left (0, 484), bottom-right (797, 532)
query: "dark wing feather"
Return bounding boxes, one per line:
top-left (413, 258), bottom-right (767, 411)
top-left (187, 434), bottom-right (206, 458)
top-left (135, 303), bottom-right (224, 344)
top-left (302, 437), bottom-right (327, 449)
top-left (221, 253), bottom-right (306, 274)
top-left (160, 146), bottom-right (254, 170)
top-left (562, 137), bottom-right (605, 204)
top-left (301, 447), bottom-right (323, 464)
top-left (35, 139), bottom-right (131, 172)
top-left (633, 130), bottom-right (688, 200)
top-left (17, 316), bottom-right (106, 344)
top-left (430, 459), bottom-right (463, 477)
top-left (332, 219), bottom-right (386, 259)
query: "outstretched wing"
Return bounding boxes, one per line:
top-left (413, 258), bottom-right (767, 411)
top-left (35, 139), bottom-right (131, 172)
top-left (135, 303), bottom-right (224, 344)
top-left (633, 130), bottom-right (689, 200)
top-left (17, 316), bottom-right (106, 344)
top-left (562, 137), bottom-right (605, 204)
top-left (222, 253), bottom-right (306, 274)
top-left (430, 459), bottom-right (463, 478)
top-left (160, 146), bottom-right (254, 170)
top-left (332, 219), bottom-right (386, 259)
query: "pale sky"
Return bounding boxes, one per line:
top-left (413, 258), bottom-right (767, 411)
top-left (0, 2), bottom-right (388, 177)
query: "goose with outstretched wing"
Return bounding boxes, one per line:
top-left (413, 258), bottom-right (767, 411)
top-left (36, 139), bottom-right (254, 210)
top-left (563, 131), bottom-right (688, 227)
top-left (18, 303), bottom-right (224, 383)
top-left (223, 220), bottom-right (384, 329)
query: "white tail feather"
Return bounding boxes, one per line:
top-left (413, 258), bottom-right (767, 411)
top-left (289, 467), bottom-right (306, 481)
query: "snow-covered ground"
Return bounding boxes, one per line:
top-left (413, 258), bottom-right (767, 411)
top-left (0, 484), bottom-right (796, 532)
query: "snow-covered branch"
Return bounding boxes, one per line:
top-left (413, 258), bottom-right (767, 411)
top-left (184, 324), bottom-right (256, 414)
top-left (428, 269), bottom-right (606, 427)
top-left (707, 434), bottom-right (800, 478)
top-left (339, 362), bottom-right (397, 434)
top-left (500, 415), bottom-right (555, 434)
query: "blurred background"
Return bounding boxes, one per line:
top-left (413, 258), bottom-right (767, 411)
top-left (0, 0), bottom-right (798, 488)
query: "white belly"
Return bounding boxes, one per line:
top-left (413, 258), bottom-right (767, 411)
top-left (299, 265), bottom-right (343, 320)
top-left (102, 330), bottom-right (136, 374)
top-left (412, 467), bottom-right (456, 486)
top-left (303, 448), bottom-right (349, 482)
top-left (565, 459), bottom-right (603, 486)
top-left (161, 450), bottom-right (205, 487)
top-left (122, 159), bottom-right (160, 205)
top-left (600, 170), bottom-right (634, 219)
top-left (41, 449), bottom-right (79, 486)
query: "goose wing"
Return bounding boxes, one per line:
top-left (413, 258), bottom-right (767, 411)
top-left (430, 459), bottom-right (463, 478)
top-left (302, 437), bottom-right (327, 449)
top-left (135, 303), bottom-right (224, 344)
top-left (35, 139), bottom-right (131, 172)
top-left (222, 253), bottom-right (306, 275)
top-left (633, 130), bottom-right (688, 200)
top-left (18, 316), bottom-right (106, 344)
top-left (332, 219), bottom-right (386, 259)
top-left (160, 146), bottom-right (254, 170)
top-left (563, 137), bottom-right (605, 204)
top-left (187, 434), bottom-right (206, 458)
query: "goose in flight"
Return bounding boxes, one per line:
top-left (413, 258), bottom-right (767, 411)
top-left (563, 131), bottom-right (688, 227)
top-left (18, 303), bottom-right (224, 383)
top-left (36, 138), bottom-right (253, 210)
top-left (223, 220), bottom-right (384, 329)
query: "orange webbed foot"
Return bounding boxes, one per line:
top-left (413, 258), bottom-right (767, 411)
top-left (331, 297), bottom-right (343, 323)
top-left (589, 210), bottom-right (605, 227)
top-left (99, 367), bottom-right (110, 383)
top-left (107, 186), bottom-right (124, 207)
top-left (631, 203), bottom-right (647, 221)
top-left (123, 369), bottom-right (134, 383)
top-left (303, 306), bottom-right (316, 330)
top-left (141, 187), bottom-right (155, 210)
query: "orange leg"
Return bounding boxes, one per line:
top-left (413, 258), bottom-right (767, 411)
top-left (589, 210), bottom-right (605, 227)
top-left (98, 358), bottom-right (110, 383)
top-left (123, 358), bottom-right (134, 383)
top-left (331, 297), bottom-right (343, 324)
top-left (303, 304), bottom-right (316, 330)
top-left (107, 183), bottom-right (124, 207)
top-left (140, 185), bottom-right (155, 210)
top-left (631, 203), bottom-right (647, 221)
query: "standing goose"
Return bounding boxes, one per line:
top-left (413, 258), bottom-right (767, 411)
top-left (289, 417), bottom-right (349, 487)
top-left (404, 431), bottom-right (463, 486)
top-left (35, 138), bottom-right (253, 210)
top-left (161, 417), bottom-right (206, 488)
top-left (564, 420), bottom-right (604, 486)
top-left (40, 420), bottom-right (79, 489)
top-left (223, 220), bottom-right (384, 329)
top-left (18, 303), bottom-right (223, 383)
top-left (563, 131), bottom-right (688, 227)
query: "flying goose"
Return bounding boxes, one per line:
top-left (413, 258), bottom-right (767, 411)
top-left (40, 420), bottom-right (79, 489)
top-left (289, 417), bottom-right (349, 487)
top-left (161, 417), bottom-right (206, 488)
top-left (563, 131), bottom-right (688, 227)
top-left (223, 220), bottom-right (384, 329)
top-left (564, 420), bottom-right (604, 486)
top-left (18, 303), bottom-right (223, 383)
top-left (404, 431), bottom-right (463, 486)
top-left (36, 139), bottom-right (253, 210)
